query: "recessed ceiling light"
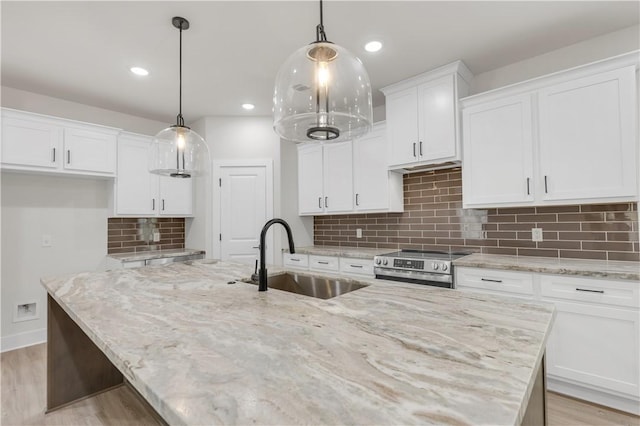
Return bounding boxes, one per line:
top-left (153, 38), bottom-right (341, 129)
top-left (242, 103), bottom-right (255, 111)
top-left (130, 67), bottom-right (149, 76)
top-left (364, 41), bottom-right (383, 53)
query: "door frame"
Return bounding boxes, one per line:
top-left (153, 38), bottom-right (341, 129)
top-left (212, 159), bottom-right (274, 264)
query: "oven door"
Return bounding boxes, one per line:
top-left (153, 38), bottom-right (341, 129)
top-left (374, 267), bottom-right (454, 289)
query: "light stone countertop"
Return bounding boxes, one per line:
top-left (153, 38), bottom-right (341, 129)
top-left (454, 253), bottom-right (640, 281)
top-left (41, 260), bottom-right (554, 426)
top-left (286, 245), bottom-right (392, 259)
top-left (107, 248), bottom-right (205, 262)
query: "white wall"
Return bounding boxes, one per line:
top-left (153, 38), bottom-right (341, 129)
top-left (1, 86), bottom-right (167, 135)
top-left (471, 25), bottom-right (639, 94)
top-left (0, 87), bottom-right (170, 351)
top-left (1, 173), bottom-right (109, 351)
top-left (186, 116), bottom-right (300, 265)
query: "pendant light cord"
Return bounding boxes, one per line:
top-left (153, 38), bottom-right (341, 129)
top-left (177, 21), bottom-right (184, 127)
top-left (316, 0), bottom-right (327, 42)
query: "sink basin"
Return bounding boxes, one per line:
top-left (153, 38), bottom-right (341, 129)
top-left (244, 273), bottom-right (369, 299)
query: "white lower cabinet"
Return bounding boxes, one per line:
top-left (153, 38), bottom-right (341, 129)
top-left (455, 267), bottom-right (534, 298)
top-left (308, 255), bottom-right (340, 273)
top-left (282, 253), bottom-right (374, 278)
top-left (339, 257), bottom-right (374, 278)
top-left (456, 268), bottom-right (640, 414)
top-left (283, 253), bottom-right (309, 270)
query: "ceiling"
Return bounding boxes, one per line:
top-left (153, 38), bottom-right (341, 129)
top-left (2, 1), bottom-right (638, 124)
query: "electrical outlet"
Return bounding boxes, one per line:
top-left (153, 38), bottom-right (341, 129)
top-left (14, 301), bottom-right (38, 322)
top-left (532, 228), bottom-right (543, 242)
top-left (42, 234), bottom-right (52, 247)
top-left (356, 228), bottom-right (362, 239)
top-left (153, 232), bottom-right (161, 242)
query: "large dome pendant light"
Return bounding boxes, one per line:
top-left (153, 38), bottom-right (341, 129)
top-left (149, 17), bottom-right (208, 178)
top-left (273, 0), bottom-right (373, 143)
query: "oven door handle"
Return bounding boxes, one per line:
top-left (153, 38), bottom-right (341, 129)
top-left (374, 267), bottom-right (453, 285)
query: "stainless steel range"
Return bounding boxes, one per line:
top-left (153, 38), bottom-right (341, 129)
top-left (373, 250), bottom-right (469, 289)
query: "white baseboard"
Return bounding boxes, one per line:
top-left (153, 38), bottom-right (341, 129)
top-left (1, 328), bottom-right (46, 353)
top-left (548, 377), bottom-right (640, 416)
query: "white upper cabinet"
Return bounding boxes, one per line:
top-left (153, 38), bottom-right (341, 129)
top-left (353, 123), bottom-right (403, 212)
top-left (538, 67), bottom-right (637, 202)
top-left (462, 94), bottom-right (535, 206)
top-left (461, 53), bottom-right (639, 208)
top-left (1, 108), bottom-right (118, 177)
top-left (62, 126), bottom-right (117, 174)
top-left (297, 142), bottom-right (353, 215)
top-left (1, 113), bottom-right (62, 170)
top-left (112, 132), bottom-right (193, 217)
top-left (381, 61), bottom-right (472, 170)
top-left (115, 133), bottom-right (157, 216)
top-left (323, 141), bottom-right (354, 213)
top-left (298, 144), bottom-right (324, 215)
top-left (297, 123), bottom-right (403, 216)
top-left (158, 175), bottom-right (193, 216)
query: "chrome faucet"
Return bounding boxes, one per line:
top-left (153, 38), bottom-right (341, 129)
top-left (259, 218), bottom-right (295, 292)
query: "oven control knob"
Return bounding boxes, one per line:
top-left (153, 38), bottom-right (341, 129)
top-left (382, 259), bottom-right (388, 266)
top-left (432, 263), bottom-right (439, 270)
top-left (375, 258), bottom-right (381, 265)
top-left (442, 264), bottom-right (448, 271)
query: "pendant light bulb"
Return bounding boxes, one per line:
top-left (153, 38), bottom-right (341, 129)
top-left (273, 0), bottom-right (372, 143)
top-left (149, 16), bottom-right (209, 178)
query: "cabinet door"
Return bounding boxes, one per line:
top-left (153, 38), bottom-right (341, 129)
top-left (159, 175), bottom-right (193, 216)
top-left (115, 135), bottom-right (157, 215)
top-left (63, 127), bottom-right (117, 174)
top-left (323, 141), bottom-right (353, 213)
top-left (386, 88), bottom-right (419, 166)
top-left (297, 144), bottom-right (324, 215)
top-left (538, 66), bottom-right (637, 202)
top-left (1, 115), bottom-right (62, 170)
top-left (545, 298), bottom-right (640, 398)
top-left (353, 126), bottom-right (389, 211)
top-left (462, 94), bottom-right (535, 207)
top-left (418, 75), bottom-right (456, 161)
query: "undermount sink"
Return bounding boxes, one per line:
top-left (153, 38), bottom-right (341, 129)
top-left (244, 273), bottom-right (369, 299)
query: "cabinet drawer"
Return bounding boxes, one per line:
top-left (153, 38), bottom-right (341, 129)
top-left (309, 255), bottom-right (339, 272)
top-left (455, 267), bottom-right (534, 297)
top-left (283, 253), bottom-right (309, 269)
top-left (339, 258), bottom-right (374, 277)
top-left (540, 274), bottom-right (640, 308)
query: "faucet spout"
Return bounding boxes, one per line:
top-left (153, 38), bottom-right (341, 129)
top-left (259, 218), bottom-right (295, 292)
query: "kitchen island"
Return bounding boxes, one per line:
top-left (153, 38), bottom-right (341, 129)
top-left (41, 260), bottom-right (554, 425)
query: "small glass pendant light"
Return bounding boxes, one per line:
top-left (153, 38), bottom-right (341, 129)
top-left (149, 17), bottom-right (208, 178)
top-left (273, 0), bottom-right (373, 143)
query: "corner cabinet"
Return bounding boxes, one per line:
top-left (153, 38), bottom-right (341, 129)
top-left (111, 132), bottom-right (193, 217)
top-left (1, 108), bottom-right (118, 177)
top-left (381, 61), bottom-right (472, 170)
top-left (461, 52), bottom-right (639, 208)
top-left (297, 122), bottom-right (403, 216)
top-left (456, 267), bottom-right (640, 415)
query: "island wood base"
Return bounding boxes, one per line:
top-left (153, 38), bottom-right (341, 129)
top-left (46, 295), bottom-right (124, 412)
top-left (522, 357), bottom-right (548, 426)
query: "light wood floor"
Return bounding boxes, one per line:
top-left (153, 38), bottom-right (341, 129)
top-left (2, 343), bottom-right (639, 425)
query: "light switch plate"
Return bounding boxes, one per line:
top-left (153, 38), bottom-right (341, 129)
top-left (532, 228), bottom-right (543, 242)
top-left (356, 228), bottom-right (362, 238)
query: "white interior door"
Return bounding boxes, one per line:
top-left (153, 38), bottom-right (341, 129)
top-left (219, 165), bottom-right (270, 266)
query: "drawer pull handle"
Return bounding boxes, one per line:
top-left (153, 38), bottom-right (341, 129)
top-left (290, 258), bottom-right (300, 262)
top-left (52, 148), bottom-right (56, 163)
top-left (318, 261), bottom-right (330, 265)
top-left (67, 150), bottom-right (71, 164)
top-left (350, 264), bottom-right (363, 268)
top-left (413, 142), bottom-right (416, 157)
top-left (318, 197), bottom-right (322, 209)
top-left (576, 288), bottom-right (604, 294)
top-left (481, 278), bottom-right (502, 283)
